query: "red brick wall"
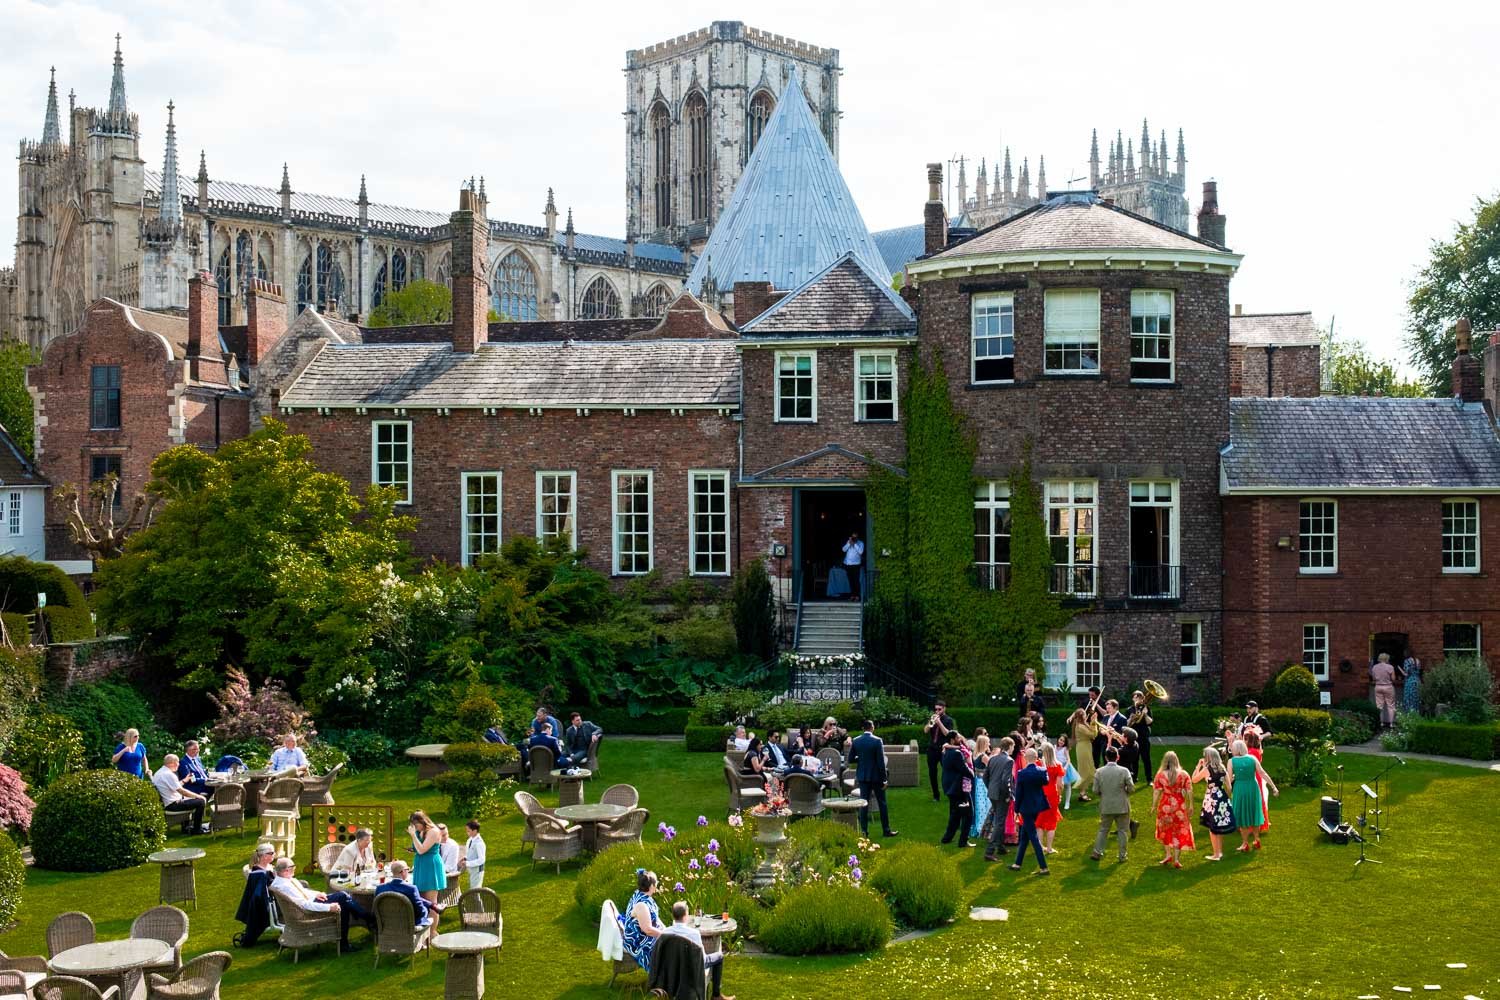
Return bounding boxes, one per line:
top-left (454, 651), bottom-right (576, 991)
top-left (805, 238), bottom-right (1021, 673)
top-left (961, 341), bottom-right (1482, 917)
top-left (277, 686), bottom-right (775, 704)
top-left (1230, 343), bottom-right (1321, 397)
top-left (1223, 494), bottom-right (1500, 699)
top-left (283, 408), bottom-right (738, 580)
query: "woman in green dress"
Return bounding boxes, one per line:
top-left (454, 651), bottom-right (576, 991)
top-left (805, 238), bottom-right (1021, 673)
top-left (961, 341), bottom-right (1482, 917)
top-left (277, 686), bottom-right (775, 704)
top-left (1227, 740), bottom-right (1278, 854)
top-left (407, 809), bottom-right (448, 912)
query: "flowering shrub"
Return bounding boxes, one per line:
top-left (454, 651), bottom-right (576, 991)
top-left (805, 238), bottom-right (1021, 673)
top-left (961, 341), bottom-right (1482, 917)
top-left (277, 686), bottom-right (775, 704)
top-left (4, 711), bottom-right (85, 789)
top-left (757, 882), bottom-right (892, 955)
top-left (209, 667), bottom-right (314, 746)
top-left (0, 827), bottom-right (21, 926)
top-left (778, 652), bottom-right (866, 671)
top-left (0, 763), bottom-right (35, 834)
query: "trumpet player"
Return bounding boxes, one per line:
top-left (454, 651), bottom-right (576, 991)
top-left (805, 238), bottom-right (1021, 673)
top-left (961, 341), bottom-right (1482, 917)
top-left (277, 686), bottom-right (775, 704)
top-left (923, 699), bottom-right (954, 802)
top-left (1128, 690), bottom-right (1155, 781)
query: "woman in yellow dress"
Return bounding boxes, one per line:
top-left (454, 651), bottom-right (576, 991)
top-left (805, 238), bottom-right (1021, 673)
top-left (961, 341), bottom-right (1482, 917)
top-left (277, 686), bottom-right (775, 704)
top-left (1066, 708), bottom-right (1098, 803)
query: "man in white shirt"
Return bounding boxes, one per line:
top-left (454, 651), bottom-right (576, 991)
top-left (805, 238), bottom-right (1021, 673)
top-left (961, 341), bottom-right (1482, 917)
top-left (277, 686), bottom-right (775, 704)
top-left (151, 754), bottom-right (208, 833)
top-left (730, 726), bottom-right (753, 753)
top-left (333, 829), bottom-right (376, 874)
top-left (458, 820), bottom-right (487, 890)
top-left (842, 533), bottom-right (865, 601)
top-left (437, 823), bottom-right (461, 876)
top-left (660, 900), bottom-right (733, 1000)
top-left (269, 735), bottom-right (309, 775)
top-left (270, 856), bottom-right (369, 953)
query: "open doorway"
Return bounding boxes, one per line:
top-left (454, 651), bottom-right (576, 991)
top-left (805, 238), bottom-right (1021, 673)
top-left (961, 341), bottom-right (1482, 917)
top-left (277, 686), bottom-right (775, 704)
top-left (1371, 632), bottom-right (1408, 672)
top-left (795, 489), bottom-right (868, 602)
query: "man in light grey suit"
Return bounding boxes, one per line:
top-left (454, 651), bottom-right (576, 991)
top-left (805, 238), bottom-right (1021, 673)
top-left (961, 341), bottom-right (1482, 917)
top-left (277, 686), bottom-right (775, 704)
top-left (983, 737), bottom-right (1015, 861)
top-left (1090, 746), bottom-right (1135, 862)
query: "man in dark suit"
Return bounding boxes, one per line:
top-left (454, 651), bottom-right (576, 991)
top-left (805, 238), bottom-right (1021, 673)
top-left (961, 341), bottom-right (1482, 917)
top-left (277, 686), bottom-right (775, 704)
top-left (560, 712), bottom-right (603, 767)
top-left (764, 730), bottom-right (790, 769)
top-left (922, 700), bottom-right (954, 802)
top-left (374, 860), bottom-right (433, 927)
top-left (1009, 748), bottom-right (1051, 874)
top-left (176, 740), bottom-right (211, 796)
top-left (983, 736), bottom-right (1015, 861)
top-left (528, 723), bottom-right (562, 760)
top-left (848, 720), bottom-right (897, 838)
top-left (939, 731), bottom-right (974, 848)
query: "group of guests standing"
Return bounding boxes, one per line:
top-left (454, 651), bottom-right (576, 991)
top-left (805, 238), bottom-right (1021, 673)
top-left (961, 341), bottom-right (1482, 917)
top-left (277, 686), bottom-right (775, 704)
top-left (1370, 652), bottom-right (1424, 728)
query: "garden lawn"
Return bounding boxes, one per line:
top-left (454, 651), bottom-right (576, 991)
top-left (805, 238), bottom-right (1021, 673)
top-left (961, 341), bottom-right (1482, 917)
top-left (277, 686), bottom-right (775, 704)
top-left (3, 740), bottom-right (1497, 999)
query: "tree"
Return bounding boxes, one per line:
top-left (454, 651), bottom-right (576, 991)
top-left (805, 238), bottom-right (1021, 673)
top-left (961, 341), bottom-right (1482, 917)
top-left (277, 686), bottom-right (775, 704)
top-left (367, 278), bottom-right (504, 328)
top-left (93, 420), bottom-right (414, 700)
top-left (55, 475), bottom-right (160, 559)
top-left (1324, 332), bottom-right (1428, 397)
top-left (0, 340), bottom-right (39, 459)
top-left (1406, 195), bottom-right (1500, 394)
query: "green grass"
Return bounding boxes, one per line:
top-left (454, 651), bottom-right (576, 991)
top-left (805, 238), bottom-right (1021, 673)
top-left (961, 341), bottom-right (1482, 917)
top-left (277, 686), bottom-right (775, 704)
top-left (3, 740), bottom-right (1497, 999)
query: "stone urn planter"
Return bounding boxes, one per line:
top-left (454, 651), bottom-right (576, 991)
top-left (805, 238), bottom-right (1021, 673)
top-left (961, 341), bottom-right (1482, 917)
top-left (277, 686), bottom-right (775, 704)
top-left (749, 810), bottom-right (790, 888)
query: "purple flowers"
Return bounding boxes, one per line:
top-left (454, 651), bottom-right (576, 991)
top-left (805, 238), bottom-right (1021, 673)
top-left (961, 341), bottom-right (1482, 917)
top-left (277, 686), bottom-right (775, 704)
top-left (707, 839), bottom-right (720, 853)
top-left (663, 826), bottom-right (677, 842)
top-left (851, 867), bottom-right (863, 882)
top-left (673, 882), bottom-right (686, 894)
top-left (847, 854), bottom-right (859, 868)
top-left (704, 853), bottom-right (720, 867)
top-left (688, 858), bottom-right (701, 871)
top-left (658, 822), bottom-right (668, 834)
top-left (727, 814), bottom-right (743, 828)
top-left (697, 815), bottom-right (709, 827)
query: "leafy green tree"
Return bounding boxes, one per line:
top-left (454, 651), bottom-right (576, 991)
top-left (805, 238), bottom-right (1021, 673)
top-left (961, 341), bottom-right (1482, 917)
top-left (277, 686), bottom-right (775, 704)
top-left (0, 340), bottom-right (39, 458)
top-left (1406, 195), bottom-right (1500, 394)
top-left (93, 420), bottom-right (414, 701)
top-left (367, 278), bottom-right (504, 328)
top-left (1324, 332), bottom-right (1428, 397)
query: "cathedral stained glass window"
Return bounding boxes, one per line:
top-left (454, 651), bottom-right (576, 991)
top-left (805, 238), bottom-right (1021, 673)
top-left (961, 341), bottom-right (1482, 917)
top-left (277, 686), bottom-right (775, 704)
top-left (580, 276), bottom-right (621, 320)
top-left (492, 250), bottom-right (539, 321)
top-left (686, 92), bottom-right (709, 222)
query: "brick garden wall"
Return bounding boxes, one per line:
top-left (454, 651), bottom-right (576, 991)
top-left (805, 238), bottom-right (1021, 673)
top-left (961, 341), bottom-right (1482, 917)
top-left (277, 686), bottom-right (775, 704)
top-left (44, 635), bottom-right (139, 689)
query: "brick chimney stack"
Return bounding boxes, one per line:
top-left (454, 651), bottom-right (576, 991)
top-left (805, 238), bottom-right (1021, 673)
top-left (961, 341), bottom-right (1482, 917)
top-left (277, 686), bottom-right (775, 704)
top-left (187, 269), bottom-right (225, 383)
top-left (1485, 331), bottom-right (1499, 416)
top-left (245, 277), bottom-right (286, 365)
top-left (1452, 318), bottom-right (1484, 403)
top-left (923, 163), bottom-right (946, 256)
top-left (451, 181), bottom-right (490, 354)
top-left (1197, 180), bottom-right (1226, 246)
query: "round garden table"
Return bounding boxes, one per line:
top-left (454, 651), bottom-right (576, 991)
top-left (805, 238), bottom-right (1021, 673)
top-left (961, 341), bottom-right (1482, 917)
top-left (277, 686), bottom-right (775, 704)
top-left (691, 914), bottom-right (737, 959)
top-left (822, 796), bottom-right (867, 830)
top-left (549, 768), bottom-right (592, 807)
top-left (147, 847), bottom-right (206, 909)
top-left (49, 939), bottom-right (173, 1000)
top-left (554, 802), bottom-right (627, 851)
top-left (406, 744), bottom-right (450, 784)
top-left (432, 930), bottom-right (500, 1000)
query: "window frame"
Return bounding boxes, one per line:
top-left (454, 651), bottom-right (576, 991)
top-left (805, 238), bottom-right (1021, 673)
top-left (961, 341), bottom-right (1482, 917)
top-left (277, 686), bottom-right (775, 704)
top-left (971, 291), bottom-right (1015, 384)
top-left (973, 481), bottom-right (1011, 589)
top-left (459, 471), bottom-right (502, 568)
top-left (1043, 631), bottom-right (1104, 692)
top-left (370, 420), bottom-right (413, 505)
top-left (1128, 479), bottom-right (1180, 598)
top-left (1302, 623), bottom-right (1329, 680)
top-left (1298, 498), bottom-right (1338, 575)
top-left (90, 364), bottom-right (122, 430)
top-left (535, 471), bottom-right (577, 550)
top-left (611, 469), bottom-right (654, 576)
top-left (1129, 289), bottom-right (1175, 382)
top-left (688, 469), bottom-right (731, 577)
top-left (1043, 288), bottom-right (1101, 375)
top-left (1180, 621), bottom-right (1202, 674)
top-left (854, 349), bottom-right (898, 423)
top-left (1442, 623), bottom-right (1481, 661)
top-left (6, 491), bottom-right (21, 537)
top-left (774, 350), bottom-right (818, 423)
top-left (1046, 479), bottom-right (1098, 597)
top-left (1441, 497), bottom-right (1480, 574)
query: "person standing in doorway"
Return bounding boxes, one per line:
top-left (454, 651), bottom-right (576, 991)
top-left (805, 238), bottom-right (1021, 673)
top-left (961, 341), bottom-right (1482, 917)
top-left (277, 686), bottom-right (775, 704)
top-left (841, 533), bottom-right (865, 601)
top-left (1371, 653), bottom-right (1398, 729)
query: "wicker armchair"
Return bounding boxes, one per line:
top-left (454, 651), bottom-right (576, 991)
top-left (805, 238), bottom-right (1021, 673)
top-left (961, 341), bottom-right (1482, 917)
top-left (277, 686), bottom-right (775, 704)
top-left (0, 952), bottom-right (47, 1000)
top-left (513, 790), bottom-right (559, 847)
top-left (527, 813), bottom-right (582, 873)
top-left (145, 951), bottom-right (232, 1000)
top-left (599, 784), bottom-right (639, 809)
top-left (45, 912), bottom-right (95, 959)
top-left (0, 970), bottom-right (28, 999)
top-left (208, 783), bottom-right (244, 835)
top-left (372, 892), bottom-right (430, 968)
top-left (297, 763), bottom-right (343, 810)
top-left (595, 807), bottom-right (649, 851)
top-left (270, 888), bottom-right (341, 963)
top-left (784, 773), bottom-right (825, 818)
top-left (528, 744), bottom-right (555, 787)
top-left (886, 748), bottom-right (919, 787)
top-left (723, 764), bottom-right (767, 813)
top-left (257, 777), bottom-right (303, 825)
top-left (316, 843), bottom-right (344, 878)
top-left (0, 948), bottom-right (49, 978)
top-left (457, 888), bottom-right (502, 958)
top-left (816, 747), bottom-right (843, 773)
top-left (585, 736), bottom-right (601, 774)
top-left (130, 905), bottom-right (189, 974)
top-left (32, 976), bottom-right (118, 1000)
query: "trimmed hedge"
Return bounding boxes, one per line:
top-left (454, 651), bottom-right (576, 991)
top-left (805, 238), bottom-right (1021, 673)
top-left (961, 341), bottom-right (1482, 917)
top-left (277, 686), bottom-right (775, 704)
top-left (30, 769), bottom-right (166, 872)
top-left (757, 882), bottom-right (893, 955)
top-left (1407, 720), bottom-right (1500, 761)
top-left (686, 726), bottom-right (729, 753)
top-left (0, 612), bottom-right (29, 645)
top-left (586, 706), bottom-right (692, 736)
top-left (0, 829), bottom-right (22, 927)
top-left (869, 844), bottom-right (961, 928)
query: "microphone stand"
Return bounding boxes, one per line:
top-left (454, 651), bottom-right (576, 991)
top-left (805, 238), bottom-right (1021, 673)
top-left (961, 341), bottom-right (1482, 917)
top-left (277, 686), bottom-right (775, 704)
top-left (1366, 758), bottom-right (1403, 841)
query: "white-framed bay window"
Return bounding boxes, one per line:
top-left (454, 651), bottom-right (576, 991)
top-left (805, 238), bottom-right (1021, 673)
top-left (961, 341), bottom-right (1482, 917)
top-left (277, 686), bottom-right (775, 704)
top-left (1441, 498), bottom-right (1480, 573)
top-left (1302, 623), bottom-right (1329, 680)
top-left (854, 350), bottom-right (897, 422)
top-left (1129, 289), bottom-right (1174, 381)
top-left (460, 472), bottom-right (501, 566)
top-left (1299, 499), bottom-right (1337, 574)
top-left (1044, 632), bottom-right (1103, 692)
top-left (536, 471), bottom-right (577, 549)
top-left (1043, 288), bottom-right (1100, 374)
top-left (688, 470), bottom-right (730, 576)
top-left (971, 292), bottom-right (1015, 383)
top-left (1046, 479), bottom-right (1097, 596)
top-left (612, 469), bottom-right (653, 575)
top-left (973, 481), bottom-right (1011, 590)
top-left (371, 420), bottom-right (412, 504)
top-left (775, 351), bottom-right (817, 422)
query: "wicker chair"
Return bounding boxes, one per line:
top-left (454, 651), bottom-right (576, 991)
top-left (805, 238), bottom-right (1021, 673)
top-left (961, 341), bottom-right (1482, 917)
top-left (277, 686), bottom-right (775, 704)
top-left (594, 807), bottom-right (649, 851)
top-left (585, 736), bottom-right (601, 774)
top-left (297, 763), bottom-right (343, 810)
top-left (784, 773), bottom-right (825, 819)
top-left (372, 892), bottom-right (431, 968)
top-left (527, 813), bottom-right (583, 874)
top-left (316, 843), bottom-right (344, 878)
top-left (32, 976), bottom-right (118, 1000)
top-left (528, 744), bottom-right (556, 787)
top-left (886, 748), bottom-right (920, 787)
top-left (723, 764), bottom-right (767, 813)
top-left (0, 947), bottom-right (49, 979)
top-left (599, 784), bottom-right (639, 809)
top-left (208, 783), bottom-right (244, 835)
top-left (601, 900), bottom-right (641, 989)
top-left (145, 951), bottom-right (232, 1000)
top-left (457, 888), bottom-right (502, 959)
top-left (816, 747), bottom-right (843, 773)
top-left (270, 888), bottom-right (341, 962)
top-left (0, 970), bottom-right (29, 999)
top-left (258, 777), bottom-right (302, 817)
top-left (513, 790), bottom-right (559, 847)
top-left (0, 951), bottom-right (47, 1000)
top-left (45, 912), bottom-right (95, 959)
top-left (130, 905), bottom-right (189, 974)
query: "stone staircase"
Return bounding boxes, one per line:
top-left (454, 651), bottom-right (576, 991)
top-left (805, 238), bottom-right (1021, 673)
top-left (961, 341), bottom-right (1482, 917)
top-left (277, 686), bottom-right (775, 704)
top-left (790, 602), bottom-right (866, 700)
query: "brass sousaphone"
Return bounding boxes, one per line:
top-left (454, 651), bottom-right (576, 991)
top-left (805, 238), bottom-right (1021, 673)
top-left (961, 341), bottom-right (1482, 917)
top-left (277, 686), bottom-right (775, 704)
top-left (1143, 679), bottom-right (1170, 703)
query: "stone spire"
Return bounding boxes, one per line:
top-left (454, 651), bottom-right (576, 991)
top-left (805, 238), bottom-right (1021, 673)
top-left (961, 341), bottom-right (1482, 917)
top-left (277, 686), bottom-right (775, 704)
top-left (42, 67), bottom-right (61, 145)
top-left (279, 163), bottom-right (292, 216)
top-left (1140, 119), bottom-right (1151, 174)
top-left (1018, 157), bottom-right (1030, 201)
top-left (159, 101), bottom-right (182, 228)
top-left (544, 187), bottom-right (558, 236)
top-left (1002, 147), bottom-right (1013, 199)
top-left (195, 149), bottom-right (209, 205)
top-left (1115, 130), bottom-right (1124, 180)
top-left (1037, 156), bottom-right (1047, 200)
top-left (1089, 128), bottom-right (1100, 189)
top-left (564, 207), bottom-right (575, 254)
top-left (357, 174), bottom-right (369, 225)
top-left (956, 156), bottom-right (967, 210)
top-left (1125, 139), bottom-right (1135, 181)
top-left (107, 34), bottom-right (128, 119)
top-left (976, 157), bottom-right (988, 208)
top-left (1159, 129), bottom-right (1169, 179)
top-left (1176, 128), bottom-right (1186, 179)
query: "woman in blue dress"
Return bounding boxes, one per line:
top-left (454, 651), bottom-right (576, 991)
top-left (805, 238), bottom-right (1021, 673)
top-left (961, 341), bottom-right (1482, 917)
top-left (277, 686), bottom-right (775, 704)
top-left (1402, 654), bottom-right (1422, 714)
top-left (621, 869), bottom-right (664, 973)
top-left (111, 728), bottom-right (148, 778)
top-left (407, 810), bottom-right (447, 912)
top-left (969, 734), bottom-right (992, 840)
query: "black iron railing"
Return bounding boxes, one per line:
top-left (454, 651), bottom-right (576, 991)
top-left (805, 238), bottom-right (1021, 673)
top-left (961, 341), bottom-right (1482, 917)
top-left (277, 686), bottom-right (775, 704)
top-left (1129, 563), bottom-right (1181, 599)
top-left (1048, 564), bottom-right (1097, 598)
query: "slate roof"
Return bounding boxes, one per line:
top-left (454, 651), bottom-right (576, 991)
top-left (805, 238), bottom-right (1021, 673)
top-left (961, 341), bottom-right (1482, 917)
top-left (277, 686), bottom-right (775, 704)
top-left (686, 69), bottom-right (888, 295)
top-left (1222, 397), bottom-right (1500, 491)
top-left (932, 192), bottom-right (1227, 259)
top-left (740, 252), bottom-right (914, 337)
top-left (279, 341), bottom-right (739, 409)
top-left (0, 422), bottom-right (44, 487)
top-left (360, 317), bottom-right (658, 345)
top-left (1229, 312), bottom-right (1322, 347)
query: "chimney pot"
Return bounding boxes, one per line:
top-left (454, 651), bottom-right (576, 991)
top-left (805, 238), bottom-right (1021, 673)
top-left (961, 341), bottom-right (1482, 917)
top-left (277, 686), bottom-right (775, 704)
top-left (450, 183), bottom-right (490, 354)
top-left (1197, 180), bottom-right (1226, 246)
top-left (186, 270), bottom-right (226, 383)
top-left (1234, 303), bottom-right (1243, 316)
top-left (1452, 319), bottom-right (1484, 403)
top-left (923, 164), bottom-right (947, 256)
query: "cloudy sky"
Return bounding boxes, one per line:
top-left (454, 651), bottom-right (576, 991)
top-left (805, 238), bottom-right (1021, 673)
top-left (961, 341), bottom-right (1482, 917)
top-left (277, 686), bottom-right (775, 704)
top-left (3, 0), bottom-right (1495, 366)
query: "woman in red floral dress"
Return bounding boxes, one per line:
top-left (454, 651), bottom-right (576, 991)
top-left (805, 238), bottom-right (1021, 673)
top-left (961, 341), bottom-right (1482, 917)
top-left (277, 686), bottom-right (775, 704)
top-left (1151, 750), bottom-right (1195, 868)
top-left (1035, 742), bottom-right (1064, 854)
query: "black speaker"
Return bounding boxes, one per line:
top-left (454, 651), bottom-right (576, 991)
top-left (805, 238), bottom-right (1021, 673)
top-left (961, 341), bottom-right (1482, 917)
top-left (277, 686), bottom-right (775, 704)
top-left (1320, 796), bottom-right (1342, 828)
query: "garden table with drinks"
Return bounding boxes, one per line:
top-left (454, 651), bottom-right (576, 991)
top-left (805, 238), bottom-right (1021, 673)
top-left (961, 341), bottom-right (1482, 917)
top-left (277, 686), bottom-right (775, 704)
top-left (554, 802), bottom-right (628, 851)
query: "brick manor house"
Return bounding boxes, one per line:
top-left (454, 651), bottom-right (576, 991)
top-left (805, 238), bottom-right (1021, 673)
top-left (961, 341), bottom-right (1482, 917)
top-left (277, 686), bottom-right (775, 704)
top-left (23, 66), bottom-right (1500, 701)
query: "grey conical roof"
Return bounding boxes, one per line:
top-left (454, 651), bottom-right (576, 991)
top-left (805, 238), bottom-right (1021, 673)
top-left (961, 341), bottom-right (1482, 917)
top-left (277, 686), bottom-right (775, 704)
top-left (687, 69), bottom-right (886, 294)
top-left (108, 35), bottom-right (128, 119)
top-left (42, 68), bottom-right (61, 145)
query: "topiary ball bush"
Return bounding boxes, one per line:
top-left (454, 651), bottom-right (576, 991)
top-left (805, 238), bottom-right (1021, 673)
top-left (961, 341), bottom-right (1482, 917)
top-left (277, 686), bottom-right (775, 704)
top-left (1271, 665), bottom-right (1321, 708)
top-left (869, 843), bottom-right (962, 929)
top-left (30, 769), bottom-right (166, 872)
top-left (757, 882), bottom-right (892, 955)
top-left (0, 828), bottom-right (22, 927)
